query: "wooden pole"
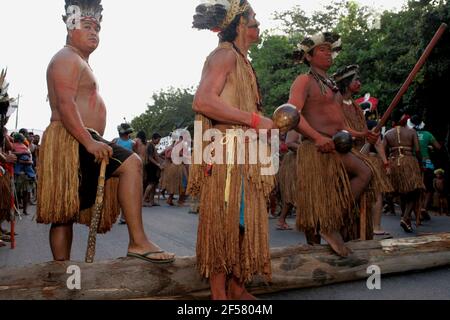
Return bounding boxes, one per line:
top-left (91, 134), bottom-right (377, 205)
top-left (361, 23), bottom-right (447, 153)
top-left (360, 196), bottom-right (367, 241)
top-left (85, 160), bottom-right (107, 263)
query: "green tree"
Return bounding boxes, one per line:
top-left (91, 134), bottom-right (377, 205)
top-left (250, 33), bottom-right (304, 116)
top-left (252, 0), bottom-right (449, 140)
top-left (131, 87), bottom-right (195, 138)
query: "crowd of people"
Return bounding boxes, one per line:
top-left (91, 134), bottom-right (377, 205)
top-left (110, 123), bottom-right (191, 224)
top-left (0, 123), bottom-right (41, 247)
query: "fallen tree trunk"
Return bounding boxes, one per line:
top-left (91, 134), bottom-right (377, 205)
top-left (1, 233), bottom-right (450, 300)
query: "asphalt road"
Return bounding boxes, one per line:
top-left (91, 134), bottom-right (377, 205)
top-left (1, 200), bottom-right (450, 300)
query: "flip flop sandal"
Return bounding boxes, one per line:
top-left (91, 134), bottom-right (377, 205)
top-left (127, 251), bottom-right (175, 264)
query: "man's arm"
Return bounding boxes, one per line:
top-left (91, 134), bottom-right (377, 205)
top-left (413, 131), bottom-right (422, 163)
top-left (285, 130), bottom-right (301, 152)
top-left (430, 133), bottom-right (442, 150)
top-left (4, 135), bottom-right (13, 152)
top-left (48, 55), bottom-right (112, 163)
top-left (132, 139), bottom-right (139, 154)
top-left (193, 49), bottom-right (273, 130)
top-left (147, 145), bottom-right (161, 168)
top-left (288, 75), bottom-right (334, 153)
top-left (374, 137), bottom-right (389, 164)
top-left (383, 133), bottom-right (390, 156)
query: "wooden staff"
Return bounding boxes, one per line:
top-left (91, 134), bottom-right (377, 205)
top-left (360, 195), bottom-right (367, 240)
top-left (361, 23), bottom-right (448, 154)
top-left (85, 160), bottom-right (107, 263)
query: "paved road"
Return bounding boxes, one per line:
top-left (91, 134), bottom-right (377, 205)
top-left (1, 200), bottom-right (450, 300)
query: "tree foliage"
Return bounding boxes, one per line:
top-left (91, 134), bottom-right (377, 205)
top-left (132, 0), bottom-right (449, 143)
top-left (131, 87), bottom-right (195, 138)
top-left (251, 0), bottom-right (450, 139)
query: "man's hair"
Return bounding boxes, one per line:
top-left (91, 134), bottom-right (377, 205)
top-left (193, 0), bottom-right (250, 43)
top-left (13, 132), bottom-right (25, 143)
top-left (136, 131), bottom-right (147, 144)
top-left (411, 114), bottom-right (423, 131)
top-left (337, 76), bottom-right (355, 95)
top-left (152, 133), bottom-right (162, 140)
top-left (302, 49), bottom-right (314, 67)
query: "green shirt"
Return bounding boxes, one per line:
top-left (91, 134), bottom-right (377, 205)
top-left (417, 130), bottom-right (436, 160)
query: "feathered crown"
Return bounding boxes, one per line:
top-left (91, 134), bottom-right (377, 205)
top-left (0, 68), bottom-right (10, 104)
top-left (294, 32), bottom-right (342, 63)
top-left (355, 93), bottom-right (379, 113)
top-left (62, 0), bottom-right (103, 27)
top-left (0, 68), bottom-right (18, 118)
top-left (332, 65), bottom-right (359, 84)
top-left (193, 0), bottom-right (250, 32)
top-left (118, 123), bottom-right (134, 135)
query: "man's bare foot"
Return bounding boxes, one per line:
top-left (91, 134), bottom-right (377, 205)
top-left (320, 231), bottom-right (353, 257)
top-left (228, 290), bottom-right (257, 300)
top-left (227, 279), bottom-right (257, 300)
top-left (211, 293), bottom-right (228, 300)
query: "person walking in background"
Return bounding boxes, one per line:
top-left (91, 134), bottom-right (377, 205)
top-left (143, 133), bottom-right (162, 207)
top-left (410, 115), bottom-right (441, 220)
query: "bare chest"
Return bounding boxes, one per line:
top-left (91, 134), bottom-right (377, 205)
top-left (303, 83), bottom-right (342, 118)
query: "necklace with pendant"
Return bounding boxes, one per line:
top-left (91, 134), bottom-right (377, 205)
top-left (309, 69), bottom-right (339, 95)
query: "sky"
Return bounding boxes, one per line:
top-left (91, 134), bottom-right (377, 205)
top-left (0, 0), bottom-right (407, 140)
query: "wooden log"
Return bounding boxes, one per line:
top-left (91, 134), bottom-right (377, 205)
top-left (1, 233), bottom-right (450, 300)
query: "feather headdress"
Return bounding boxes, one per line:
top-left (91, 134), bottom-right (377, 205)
top-left (332, 65), bottom-right (359, 84)
top-left (193, 0), bottom-right (250, 32)
top-left (0, 69), bottom-right (10, 104)
top-left (62, 0), bottom-right (103, 28)
top-left (0, 68), bottom-right (17, 118)
top-left (294, 32), bottom-right (342, 63)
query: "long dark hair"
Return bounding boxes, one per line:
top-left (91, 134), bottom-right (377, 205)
top-left (136, 131), bottom-right (147, 145)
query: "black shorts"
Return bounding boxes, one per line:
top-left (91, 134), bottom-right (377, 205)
top-left (146, 162), bottom-right (160, 185)
top-left (79, 130), bottom-right (133, 210)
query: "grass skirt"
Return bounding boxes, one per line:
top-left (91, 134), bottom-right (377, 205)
top-left (36, 122), bottom-right (120, 234)
top-left (296, 141), bottom-right (354, 234)
top-left (389, 155), bottom-right (425, 194)
top-left (278, 151), bottom-right (297, 206)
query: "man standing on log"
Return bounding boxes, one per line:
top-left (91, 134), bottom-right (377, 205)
top-left (288, 33), bottom-right (378, 256)
top-left (384, 113), bottom-right (425, 233)
top-left (37, 0), bottom-right (174, 264)
top-left (189, 0), bottom-right (275, 300)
